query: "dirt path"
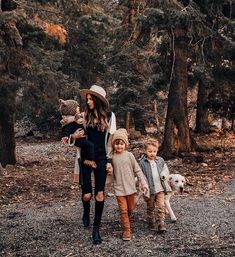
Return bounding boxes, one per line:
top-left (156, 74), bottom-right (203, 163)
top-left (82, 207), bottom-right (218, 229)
top-left (0, 138), bottom-right (235, 257)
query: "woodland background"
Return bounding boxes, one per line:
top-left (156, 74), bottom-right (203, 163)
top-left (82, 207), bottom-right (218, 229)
top-left (0, 0), bottom-right (234, 167)
top-left (0, 1), bottom-right (235, 257)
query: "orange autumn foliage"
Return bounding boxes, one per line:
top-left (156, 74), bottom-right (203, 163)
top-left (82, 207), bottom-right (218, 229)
top-left (33, 16), bottom-right (67, 44)
top-left (44, 24), bottom-right (67, 45)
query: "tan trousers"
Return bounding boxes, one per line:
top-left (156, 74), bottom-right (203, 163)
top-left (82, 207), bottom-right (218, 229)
top-left (146, 191), bottom-right (165, 222)
top-left (116, 194), bottom-right (135, 237)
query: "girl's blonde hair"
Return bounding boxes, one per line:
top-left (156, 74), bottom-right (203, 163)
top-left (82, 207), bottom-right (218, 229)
top-left (144, 138), bottom-right (159, 151)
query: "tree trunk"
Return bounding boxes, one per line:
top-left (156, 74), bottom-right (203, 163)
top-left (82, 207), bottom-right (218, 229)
top-left (0, 79), bottom-right (18, 167)
top-left (160, 31), bottom-right (193, 158)
top-left (231, 117), bottom-right (235, 131)
top-left (125, 111), bottom-right (135, 133)
top-left (121, 0), bottom-right (146, 40)
top-left (125, 111), bottom-right (131, 132)
top-left (195, 79), bottom-right (210, 133)
top-left (153, 99), bottom-right (160, 131)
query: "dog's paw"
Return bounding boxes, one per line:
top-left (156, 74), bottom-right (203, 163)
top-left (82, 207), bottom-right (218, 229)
top-left (171, 218), bottom-right (177, 223)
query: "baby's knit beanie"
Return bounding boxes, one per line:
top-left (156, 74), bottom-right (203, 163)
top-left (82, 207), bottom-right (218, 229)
top-left (59, 99), bottom-right (79, 116)
top-left (112, 128), bottom-right (129, 147)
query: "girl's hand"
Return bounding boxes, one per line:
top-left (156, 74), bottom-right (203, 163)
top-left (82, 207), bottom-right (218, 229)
top-left (72, 128), bottom-right (85, 139)
top-left (61, 137), bottom-right (68, 144)
top-left (106, 163), bottom-right (113, 174)
top-left (142, 185), bottom-right (149, 195)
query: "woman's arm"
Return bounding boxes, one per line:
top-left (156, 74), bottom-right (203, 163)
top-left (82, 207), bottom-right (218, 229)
top-left (68, 128), bottom-right (85, 146)
top-left (106, 134), bottom-right (113, 156)
top-left (106, 112), bottom-right (116, 159)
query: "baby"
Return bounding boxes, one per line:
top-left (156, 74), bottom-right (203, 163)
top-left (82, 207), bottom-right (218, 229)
top-left (59, 99), bottom-right (96, 169)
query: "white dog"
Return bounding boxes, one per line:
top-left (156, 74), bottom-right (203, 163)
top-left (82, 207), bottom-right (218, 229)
top-left (163, 174), bottom-right (186, 222)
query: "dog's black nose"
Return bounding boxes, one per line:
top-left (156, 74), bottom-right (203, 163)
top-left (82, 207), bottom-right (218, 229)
top-left (180, 187), bottom-right (184, 193)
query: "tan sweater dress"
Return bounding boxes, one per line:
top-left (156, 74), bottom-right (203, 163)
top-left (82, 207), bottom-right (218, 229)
top-left (112, 151), bottom-right (148, 196)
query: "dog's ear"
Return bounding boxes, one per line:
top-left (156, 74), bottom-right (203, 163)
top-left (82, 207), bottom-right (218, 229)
top-left (168, 175), bottom-right (173, 185)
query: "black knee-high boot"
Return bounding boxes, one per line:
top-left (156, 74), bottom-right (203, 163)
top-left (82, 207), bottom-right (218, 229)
top-left (82, 200), bottom-right (90, 227)
top-left (92, 200), bottom-right (104, 244)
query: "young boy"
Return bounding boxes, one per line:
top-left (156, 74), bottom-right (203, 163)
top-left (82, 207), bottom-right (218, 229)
top-left (139, 138), bottom-right (172, 233)
top-left (111, 129), bottom-right (149, 241)
top-left (59, 99), bottom-right (96, 169)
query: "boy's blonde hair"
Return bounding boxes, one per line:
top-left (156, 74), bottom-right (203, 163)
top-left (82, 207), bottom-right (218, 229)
top-left (144, 138), bottom-right (159, 151)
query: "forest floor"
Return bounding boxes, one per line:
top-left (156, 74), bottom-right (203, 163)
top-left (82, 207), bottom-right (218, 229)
top-left (0, 132), bottom-right (235, 257)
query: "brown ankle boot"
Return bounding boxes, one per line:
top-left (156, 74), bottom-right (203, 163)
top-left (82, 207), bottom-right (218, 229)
top-left (84, 160), bottom-right (97, 169)
top-left (122, 229), bottom-right (131, 241)
top-left (158, 222), bottom-right (166, 233)
top-left (147, 218), bottom-right (155, 229)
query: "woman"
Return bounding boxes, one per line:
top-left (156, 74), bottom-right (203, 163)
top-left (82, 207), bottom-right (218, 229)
top-left (71, 85), bottom-right (116, 245)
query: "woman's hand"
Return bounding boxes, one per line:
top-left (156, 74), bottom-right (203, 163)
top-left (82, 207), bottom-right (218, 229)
top-left (106, 163), bottom-right (113, 174)
top-left (72, 128), bottom-right (85, 139)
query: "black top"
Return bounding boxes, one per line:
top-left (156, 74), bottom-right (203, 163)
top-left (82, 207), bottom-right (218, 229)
top-left (86, 126), bottom-right (106, 159)
top-left (62, 122), bottom-right (83, 138)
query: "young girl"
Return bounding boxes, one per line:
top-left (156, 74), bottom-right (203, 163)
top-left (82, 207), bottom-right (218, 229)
top-left (111, 129), bottom-right (149, 241)
top-left (139, 138), bottom-right (172, 233)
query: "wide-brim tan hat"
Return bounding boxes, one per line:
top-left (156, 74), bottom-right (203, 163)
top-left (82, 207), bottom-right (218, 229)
top-left (79, 85), bottom-right (109, 108)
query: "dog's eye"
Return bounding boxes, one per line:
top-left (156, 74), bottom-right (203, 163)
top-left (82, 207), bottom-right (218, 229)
top-left (175, 180), bottom-right (178, 183)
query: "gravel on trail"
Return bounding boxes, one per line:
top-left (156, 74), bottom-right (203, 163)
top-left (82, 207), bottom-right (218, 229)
top-left (0, 139), bottom-right (234, 257)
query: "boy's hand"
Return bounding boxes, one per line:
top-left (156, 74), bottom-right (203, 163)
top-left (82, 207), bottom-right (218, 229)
top-left (61, 137), bottom-right (68, 144)
top-left (106, 163), bottom-right (113, 174)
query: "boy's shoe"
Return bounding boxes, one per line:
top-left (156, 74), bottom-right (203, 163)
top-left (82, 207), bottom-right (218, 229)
top-left (122, 230), bottom-right (131, 241)
top-left (158, 222), bottom-right (166, 233)
top-left (84, 160), bottom-right (97, 169)
top-left (147, 218), bottom-right (155, 229)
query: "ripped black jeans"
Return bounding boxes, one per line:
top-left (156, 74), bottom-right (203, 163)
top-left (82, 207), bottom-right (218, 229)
top-left (80, 155), bottom-right (107, 227)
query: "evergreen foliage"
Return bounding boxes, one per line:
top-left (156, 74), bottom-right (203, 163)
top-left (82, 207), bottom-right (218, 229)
top-left (0, 0), bottom-right (234, 165)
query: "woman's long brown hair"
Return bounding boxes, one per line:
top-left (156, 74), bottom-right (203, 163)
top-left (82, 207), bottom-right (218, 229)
top-left (84, 94), bottom-right (108, 132)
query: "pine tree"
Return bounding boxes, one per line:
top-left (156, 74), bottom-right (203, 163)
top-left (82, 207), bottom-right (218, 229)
top-left (137, 0), bottom-right (235, 157)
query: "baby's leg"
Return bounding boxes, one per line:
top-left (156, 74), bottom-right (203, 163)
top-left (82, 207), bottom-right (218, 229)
top-left (80, 139), bottom-right (97, 168)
